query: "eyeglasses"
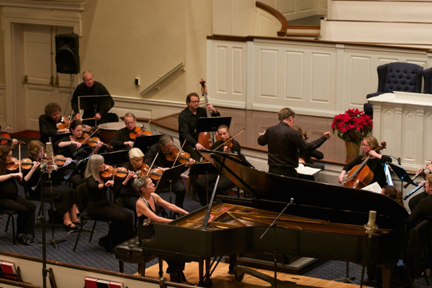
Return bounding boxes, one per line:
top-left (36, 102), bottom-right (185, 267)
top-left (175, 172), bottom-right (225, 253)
top-left (190, 100), bottom-right (200, 104)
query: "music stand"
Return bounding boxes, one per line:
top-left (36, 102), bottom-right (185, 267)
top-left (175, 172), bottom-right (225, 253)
top-left (188, 162), bottom-right (219, 205)
top-left (79, 95), bottom-right (112, 127)
top-left (154, 164), bottom-right (186, 218)
top-left (133, 135), bottom-right (162, 154)
top-left (99, 150), bottom-right (129, 166)
top-left (388, 162), bottom-right (416, 196)
top-left (196, 117), bottom-right (231, 133)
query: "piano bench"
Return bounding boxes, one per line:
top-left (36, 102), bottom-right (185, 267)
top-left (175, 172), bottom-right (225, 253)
top-left (114, 237), bottom-right (163, 277)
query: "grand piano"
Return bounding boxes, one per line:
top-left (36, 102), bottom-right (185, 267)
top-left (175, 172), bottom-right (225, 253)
top-left (141, 151), bottom-right (409, 287)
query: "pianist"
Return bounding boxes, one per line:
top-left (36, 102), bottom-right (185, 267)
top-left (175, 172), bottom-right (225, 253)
top-left (133, 176), bottom-right (189, 283)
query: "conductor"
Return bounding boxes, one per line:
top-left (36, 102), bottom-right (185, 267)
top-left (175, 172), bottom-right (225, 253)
top-left (258, 107), bottom-right (331, 178)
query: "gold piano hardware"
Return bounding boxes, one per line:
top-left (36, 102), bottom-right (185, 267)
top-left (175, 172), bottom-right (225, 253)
top-left (176, 203), bottom-right (391, 236)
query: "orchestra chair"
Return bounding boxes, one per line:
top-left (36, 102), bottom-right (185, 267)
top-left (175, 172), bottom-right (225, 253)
top-left (0, 210), bottom-right (16, 245)
top-left (23, 187), bottom-right (55, 240)
top-left (405, 220), bottom-right (432, 287)
top-left (364, 62), bottom-right (423, 117)
top-left (73, 183), bottom-right (112, 252)
top-left (423, 67), bottom-right (432, 94)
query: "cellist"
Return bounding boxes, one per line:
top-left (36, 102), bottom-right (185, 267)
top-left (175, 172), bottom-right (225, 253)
top-left (338, 136), bottom-right (392, 188)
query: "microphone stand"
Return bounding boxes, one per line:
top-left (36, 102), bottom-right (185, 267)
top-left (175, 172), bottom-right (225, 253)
top-left (260, 198), bottom-right (294, 288)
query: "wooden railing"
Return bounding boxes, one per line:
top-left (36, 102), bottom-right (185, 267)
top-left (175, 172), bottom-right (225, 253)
top-left (256, 1), bottom-right (288, 36)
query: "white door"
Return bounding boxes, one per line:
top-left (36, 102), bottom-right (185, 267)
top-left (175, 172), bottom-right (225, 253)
top-left (23, 24), bottom-right (76, 131)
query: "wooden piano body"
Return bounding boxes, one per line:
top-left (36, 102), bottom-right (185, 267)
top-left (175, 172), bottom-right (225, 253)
top-left (142, 151), bottom-right (409, 287)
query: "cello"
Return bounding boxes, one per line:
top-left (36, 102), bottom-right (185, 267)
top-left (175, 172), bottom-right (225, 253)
top-left (197, 79), bottom-right (215, 149)
top-left (343, 141), bottom-right (387, 189)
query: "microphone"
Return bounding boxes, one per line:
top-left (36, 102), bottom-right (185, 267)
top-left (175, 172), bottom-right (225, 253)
top-left (364, 210), bottom-right (378, 238)
top-left (41, 142), bottom-right (57, 178)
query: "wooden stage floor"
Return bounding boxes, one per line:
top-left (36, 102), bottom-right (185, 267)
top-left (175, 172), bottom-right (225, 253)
top-left (144, 261), bottom-right (370, 288)
top-left (153, 107), bottom-right (353, 166)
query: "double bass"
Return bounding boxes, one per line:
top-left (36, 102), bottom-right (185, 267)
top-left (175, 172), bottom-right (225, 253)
top-left (343, 141), bottom-right (387, 189)
top-left (197, 79), bottom-right (215, 149)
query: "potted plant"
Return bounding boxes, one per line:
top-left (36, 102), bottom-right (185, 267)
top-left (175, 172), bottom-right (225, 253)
top-left (331, 108), bottom-right (373, 157)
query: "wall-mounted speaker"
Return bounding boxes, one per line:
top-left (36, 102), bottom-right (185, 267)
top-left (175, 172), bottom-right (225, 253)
top-left (55, 33), bottom-right (80, 74)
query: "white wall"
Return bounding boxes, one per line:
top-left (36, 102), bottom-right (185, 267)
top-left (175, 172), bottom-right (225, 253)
top-left (207, 37), bottom-right (432, 117)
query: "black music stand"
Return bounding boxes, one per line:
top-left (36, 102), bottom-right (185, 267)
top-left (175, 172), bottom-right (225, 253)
top-left (188, 162), bottom-right (219, 205)
top-left (388, 162), bottom-right (416, 196)
top-left (79, 95), bottom-right (112, 127)
top-left (99, 150), bottom-right (129, 166)
top-left (154, 164), bottom-right (186, 218)
top-left (196, 117), bottom-right (231, 134)
top-left (133, 134), bottom-right (162, 154)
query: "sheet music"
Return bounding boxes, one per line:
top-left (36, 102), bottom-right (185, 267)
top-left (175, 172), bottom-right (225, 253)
top-left (295, 163), bottom-right (321, 176)
top-left (361, 182), bottom-right (382, 194)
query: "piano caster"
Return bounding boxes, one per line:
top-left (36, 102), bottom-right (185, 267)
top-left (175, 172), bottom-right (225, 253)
top-left (234, 270), bottom-right (245, 282)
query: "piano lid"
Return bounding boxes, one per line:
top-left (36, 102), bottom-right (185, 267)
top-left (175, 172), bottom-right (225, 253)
top-left (200, 150), bottom-right (409, 228)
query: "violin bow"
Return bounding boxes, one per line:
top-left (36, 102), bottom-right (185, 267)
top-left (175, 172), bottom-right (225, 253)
top-left (81, 128), bottom-right (100, 145)
top-left (143, 120), bottom-right (152, 131)
top-left (171, 139), bottom-right (187, 168)
top-left (146, 152), bottom-right (159, 176)
top-left (213, 128), bottom-right (245, 151)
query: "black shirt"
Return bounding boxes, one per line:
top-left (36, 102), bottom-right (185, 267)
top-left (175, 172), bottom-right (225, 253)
top-left (257, 121), bottom-right (327, 169)
top-left (109, 127), bottom-right (131, 151)
top-left (178, 106), bottom-right (220, 147)
top-left (71, 81), bottom-right (113, 123)
top-left (343, 155), bottom-right (392, 188)
top-left (39, 115), bottom-right (58, 144)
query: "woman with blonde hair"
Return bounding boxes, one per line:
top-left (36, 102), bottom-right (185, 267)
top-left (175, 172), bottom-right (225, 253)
top-left (84, 154), bottom-right (133, 251)
top-left (338, 136), bottom-right (392, 187)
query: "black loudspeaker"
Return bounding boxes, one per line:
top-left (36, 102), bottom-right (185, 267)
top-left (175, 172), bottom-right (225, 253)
top-left (55, 33), bottom-right (80, 74)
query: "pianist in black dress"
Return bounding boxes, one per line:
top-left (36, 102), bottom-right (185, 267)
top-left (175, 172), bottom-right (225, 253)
top-left (133, 176), bottom-right (188, 283)
top-left (338, 136), bottom-right (392, 187)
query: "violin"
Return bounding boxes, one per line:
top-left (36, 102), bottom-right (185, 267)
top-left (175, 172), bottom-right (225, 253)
top-left (56, 116), bottom-right (70, 130)
top-left (129, 126), bottom-right (151, 140)
top-left (0, 131), bottom-right (25, 146)
top-left (343, 141), bottom-right (387, 189)
top-left (147, 168), bottom-right (162, 181)
top-left (100, 164), bottom-right (114, 180)
top-left (114, 164), bottom-right (150, 179)
top-left (165, 146), bottom-right (191, 165)
top-left (6, 158), bottom-right (33, 171)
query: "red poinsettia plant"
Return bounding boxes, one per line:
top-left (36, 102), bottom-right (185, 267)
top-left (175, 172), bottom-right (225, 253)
top-left (331, 108), bottom-right (373, 145)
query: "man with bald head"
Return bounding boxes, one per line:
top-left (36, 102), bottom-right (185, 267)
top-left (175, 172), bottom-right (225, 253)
top-left (71, 70), bottom-right (114, 126)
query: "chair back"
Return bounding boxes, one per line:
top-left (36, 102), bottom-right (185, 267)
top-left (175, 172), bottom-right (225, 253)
top-left (76, 183), bottom-right (90, 213)
top-left (423, 67), bottom-right (432, 94)
top-left (380, 62), bottom-right (423, 93)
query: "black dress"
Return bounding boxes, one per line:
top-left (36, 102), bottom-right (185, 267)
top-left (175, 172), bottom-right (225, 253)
top-left (86, 176), bottom-right (134, 249)
top-left (0, 177), bottom-right (36, 235)
top-left (137, 195), bottom-right (162, 242)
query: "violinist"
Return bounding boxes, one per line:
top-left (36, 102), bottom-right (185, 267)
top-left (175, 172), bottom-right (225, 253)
top-left (144, 134), bottom-right (195, 209)
top-left (84, 154), bottom-right (133, 251)
top-left (55, 119), bottom-right (103, 159)
top-left (39, 103), bottom-right (70, 144)
top-left (194, 125), bottom-right (243, 206)
top-left (110, 112), bottom-right (139, 151)
top-left (407, 162), bottom-right (432, 212)
top-left (338, 136), bottom-right (392, 188)
top-left (178, 92), bottom-right (220, 161)
top-left (24, 140), bottom-right (80, 232)
top-left (0, 145), bottom-right (36, 245)
top-left (116, 148), bottom-right (147, 211)
top-left (258, 107), bottom-right (331, 178)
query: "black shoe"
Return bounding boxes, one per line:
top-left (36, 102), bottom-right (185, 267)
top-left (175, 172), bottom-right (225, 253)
top-left (63, 223), bottom-right (79, 232)
top-left (16, 233), bottom-right (31, 246)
